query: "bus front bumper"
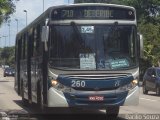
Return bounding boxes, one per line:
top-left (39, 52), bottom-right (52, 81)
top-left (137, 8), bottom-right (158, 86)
top-left (47, 86), bottom-right (139, 108)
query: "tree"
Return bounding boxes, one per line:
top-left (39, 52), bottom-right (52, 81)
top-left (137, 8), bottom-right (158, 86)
top-left (0, 46), bottom-right (15, 66)
top-left (118, 0), bottom-right (160, 24)
top-left (139, 23), bottom-right (160, 66)
top-left (0, 0), bottom-right (17, 25)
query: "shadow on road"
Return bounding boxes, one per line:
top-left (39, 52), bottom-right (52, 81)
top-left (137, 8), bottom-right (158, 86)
top-left (11, 100), bottom-right (127, 120)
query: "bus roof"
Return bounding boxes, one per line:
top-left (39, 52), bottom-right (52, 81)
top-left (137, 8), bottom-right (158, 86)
top-left (65, 3), bottom-right (135, 10)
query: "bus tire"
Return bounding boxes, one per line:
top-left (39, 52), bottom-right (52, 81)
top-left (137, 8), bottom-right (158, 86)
top-left (106, 106), bottom-right (119, 119)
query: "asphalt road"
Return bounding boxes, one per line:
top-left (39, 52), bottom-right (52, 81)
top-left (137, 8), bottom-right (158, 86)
top-left (0, 68), bottom-right (160, 120)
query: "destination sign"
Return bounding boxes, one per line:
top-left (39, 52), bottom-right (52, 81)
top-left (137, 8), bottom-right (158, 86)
top-left (51, 6), bottom-right (135, 20)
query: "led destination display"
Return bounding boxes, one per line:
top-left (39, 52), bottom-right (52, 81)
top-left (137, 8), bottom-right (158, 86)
top-left (52, 6), bottom-right (135, 20)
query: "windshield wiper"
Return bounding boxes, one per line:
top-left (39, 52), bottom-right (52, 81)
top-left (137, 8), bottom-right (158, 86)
top-left (70, 21), bottom-right (84, 46)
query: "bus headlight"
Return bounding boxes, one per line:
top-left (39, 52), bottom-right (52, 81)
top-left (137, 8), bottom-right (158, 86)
top-left (118, 79), bottom-right (138, 91)
top-left (50, 80), bottom-right (72, 92)
top-left (51, 80), bottom-right (58, 86)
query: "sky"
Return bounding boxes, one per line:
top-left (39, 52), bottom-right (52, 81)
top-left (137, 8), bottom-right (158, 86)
top-left (0, 0), bottom-right (74, 48)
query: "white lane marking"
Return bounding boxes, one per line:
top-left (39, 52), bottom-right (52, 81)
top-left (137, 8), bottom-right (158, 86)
top-left (140, 97), bottom-right (158, 102)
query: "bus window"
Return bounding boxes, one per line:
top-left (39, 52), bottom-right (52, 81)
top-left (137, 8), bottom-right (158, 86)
top-left (29, 28), bottom-right (34, 58)
top-left (35, 25), bottom-right (42, 57)
top-left (33, 29), bottom-right (37, 57)
top-left (16, 38), bottom-right (21, 61)
top-left (21, 37), bottom-right (25, 60)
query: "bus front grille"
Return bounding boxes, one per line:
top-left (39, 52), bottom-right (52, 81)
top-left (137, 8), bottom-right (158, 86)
top-left (68, 74), bottom-right (129, 80)
top-left (72, 87), bottom-right (119, 91)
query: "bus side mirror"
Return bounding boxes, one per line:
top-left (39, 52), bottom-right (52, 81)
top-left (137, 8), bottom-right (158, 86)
top-left (137, 33), bottom-right (143, 58)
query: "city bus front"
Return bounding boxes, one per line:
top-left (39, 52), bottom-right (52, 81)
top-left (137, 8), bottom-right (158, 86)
top-left (47, 4), bottom-right (139, 114)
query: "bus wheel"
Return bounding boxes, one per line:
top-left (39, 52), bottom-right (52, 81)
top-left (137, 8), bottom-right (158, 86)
top-left (106, 106), bottom-right (119, 119)
top-left (143, 84), bottom-right (148, 94)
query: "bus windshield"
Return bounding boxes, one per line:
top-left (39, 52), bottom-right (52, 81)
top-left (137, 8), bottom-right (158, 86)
top-left (49, 24), bottom-right (137, 70)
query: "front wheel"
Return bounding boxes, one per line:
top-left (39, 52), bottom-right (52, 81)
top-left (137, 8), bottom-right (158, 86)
top-left (106, 106), bottom-right (119, 119)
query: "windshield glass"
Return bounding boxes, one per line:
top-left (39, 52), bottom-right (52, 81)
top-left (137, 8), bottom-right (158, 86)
top-left (49, 24), bottom-right (137, 70)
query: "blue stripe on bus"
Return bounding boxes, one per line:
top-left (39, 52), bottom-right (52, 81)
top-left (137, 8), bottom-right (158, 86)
top-left (57, 75), bottom-right (133, 90)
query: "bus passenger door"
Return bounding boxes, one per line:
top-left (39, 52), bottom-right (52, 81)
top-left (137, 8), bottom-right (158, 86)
top-left (15, 38), bottom-right (22, 95)
top-left (29, 30), bottom-right (36, 103)
top-left (30, 27), bottom-right (43, 104)
top-left (20, 35), bottom-right (28, 99)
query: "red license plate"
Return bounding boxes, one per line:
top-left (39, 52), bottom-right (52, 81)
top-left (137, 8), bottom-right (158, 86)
top-left (89, 96), bottom-right (104, 101)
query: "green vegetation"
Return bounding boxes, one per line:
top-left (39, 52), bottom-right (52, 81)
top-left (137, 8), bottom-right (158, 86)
top-left (0, 46), bottom-right (15, 67)
top-left (0, 0), bottom-right (16, 25)
top-left (0, 0), bottom-right (17, 67)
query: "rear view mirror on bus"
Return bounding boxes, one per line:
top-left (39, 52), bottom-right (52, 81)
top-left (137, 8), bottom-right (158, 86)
top-left (41, 26), bottom-right (49, 42)
top-left (137, 33), bottom-right (143, 58)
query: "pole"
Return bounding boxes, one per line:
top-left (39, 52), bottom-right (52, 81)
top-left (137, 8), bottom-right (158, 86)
top-left (24, 10), bottom-right (27, 26)
top-left (26, 12), bottom-right (27, 26)
top-left (43, 0), bottom-right (44, 12)
top-left (8, 24), bottom-right (10, 46)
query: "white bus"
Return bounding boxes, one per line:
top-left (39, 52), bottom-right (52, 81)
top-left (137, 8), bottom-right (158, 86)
top-left (15, 3), bottom-right (143, 118)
